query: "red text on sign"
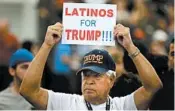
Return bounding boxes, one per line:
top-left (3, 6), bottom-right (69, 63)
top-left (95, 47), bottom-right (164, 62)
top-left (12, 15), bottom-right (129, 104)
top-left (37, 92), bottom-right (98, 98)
top-left (65, 8), bottom-right (113, 17)
top-left (65, 29), bottom-right (101, 41)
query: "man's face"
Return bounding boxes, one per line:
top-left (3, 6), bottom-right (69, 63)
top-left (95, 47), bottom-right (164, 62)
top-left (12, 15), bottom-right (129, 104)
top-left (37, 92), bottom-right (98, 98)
top-left (14, 62), bottom-right (30, 83)
top-left (81, 70), bottom-right (114, 103)
top-left (168, 43), bottom-right (174, 69)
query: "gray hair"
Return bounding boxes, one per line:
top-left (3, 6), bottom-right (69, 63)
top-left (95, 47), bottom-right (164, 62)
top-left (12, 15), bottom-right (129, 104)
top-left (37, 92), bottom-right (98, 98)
top-left (106, 70), bottom-right (116, 81)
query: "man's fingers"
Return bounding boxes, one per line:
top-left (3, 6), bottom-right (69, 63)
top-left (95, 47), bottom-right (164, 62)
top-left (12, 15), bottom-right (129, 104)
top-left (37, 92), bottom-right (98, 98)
top-left (55, 22), bottom-right (62, 26)
top-left (48, 24), bottom-right (63, 38)
top-left (44, 22), bottom-right (63, 46)
top-left (113, 28), bottom-right (123, 36)
top-left (114, 26), bottom-right (129, 37)
top-left (48, 29), bottom-right (61, 38)
top-left (116, 32), bottom-right (124, 38)
top-left (113, 31), bottom-right (124, 42)
top-left (50, 28), bottom-right (63, 34)
top-left (50, 25), bottom-right (63, 32)
top-left (114, 24), bottom-right (125, 31)
top-left (116, 24), bottom-right (124, 28)
top-left (114, 25), bottom-right (124, 33)
top-left (114, 25), bottom-right (117, 30)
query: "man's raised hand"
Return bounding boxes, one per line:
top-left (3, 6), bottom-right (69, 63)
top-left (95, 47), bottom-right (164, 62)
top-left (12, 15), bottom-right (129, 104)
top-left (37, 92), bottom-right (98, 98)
top-left (113, 24), bottom-right (136, 54)
top-left (44, 22), bottom-right (63, 47)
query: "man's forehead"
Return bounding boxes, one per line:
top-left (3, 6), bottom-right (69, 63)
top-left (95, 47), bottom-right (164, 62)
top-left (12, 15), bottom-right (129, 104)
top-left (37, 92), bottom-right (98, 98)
top-left (17, 62), bottom-right (31, 66)
top-left (81, 70), bottom-right (102, 76)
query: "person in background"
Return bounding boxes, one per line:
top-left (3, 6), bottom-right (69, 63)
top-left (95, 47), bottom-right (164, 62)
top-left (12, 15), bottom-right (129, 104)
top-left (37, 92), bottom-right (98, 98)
top-left (0, 19), bottom-right (19, 92)
top-left (112, 0), bottom-right (130, 24)
top-left (110, 41), bottom-right (146, 97)
top-left (0, 19), bottom-right (20, 66)
top-left (149, 29), bottom-right (168, 56)
top-left (0, 49), bottom-right (34, 110)
top-left (150, 39), bottom-right (174, 110)
top-left (22, 40), bottom-right (33, 52)
top-left (22, 41), bottom-right (53, 91)
top-left (51, 43), bottom-right (72, 93)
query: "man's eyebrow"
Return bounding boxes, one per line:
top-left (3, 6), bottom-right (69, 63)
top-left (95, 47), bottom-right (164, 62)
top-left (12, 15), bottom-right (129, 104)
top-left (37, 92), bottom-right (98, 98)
top-left (21, 64), bottom-right (29, 67)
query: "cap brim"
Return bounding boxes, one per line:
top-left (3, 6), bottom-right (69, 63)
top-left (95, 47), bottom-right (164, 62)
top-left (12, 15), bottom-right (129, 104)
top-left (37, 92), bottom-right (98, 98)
top-left (76, 66), bottom-right (108, 75)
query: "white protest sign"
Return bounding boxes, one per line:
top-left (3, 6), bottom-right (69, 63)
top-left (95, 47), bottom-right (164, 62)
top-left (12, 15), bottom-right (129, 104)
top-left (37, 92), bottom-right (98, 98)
top-left (62, 3), bottom-right (117, 46)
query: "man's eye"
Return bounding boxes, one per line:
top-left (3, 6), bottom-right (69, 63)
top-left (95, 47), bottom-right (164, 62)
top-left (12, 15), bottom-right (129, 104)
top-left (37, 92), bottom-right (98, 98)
top-left (21, 65), bottom-right (29, 69)
top-left (95, 75), bottom-right (102, 79)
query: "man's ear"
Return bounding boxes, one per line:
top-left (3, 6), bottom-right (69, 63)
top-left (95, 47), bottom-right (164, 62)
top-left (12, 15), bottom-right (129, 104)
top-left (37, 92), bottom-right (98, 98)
top-left (109, 81), bottom-right (114, 89)
top-left (109, 76), bottom-right (116, 89)
top-left (9, 67), bottom-right (15, 77)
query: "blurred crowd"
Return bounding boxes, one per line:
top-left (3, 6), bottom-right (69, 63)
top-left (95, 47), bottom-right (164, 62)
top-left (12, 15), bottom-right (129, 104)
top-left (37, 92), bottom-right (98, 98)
top-left (0, 0), bottom-right (174, 110)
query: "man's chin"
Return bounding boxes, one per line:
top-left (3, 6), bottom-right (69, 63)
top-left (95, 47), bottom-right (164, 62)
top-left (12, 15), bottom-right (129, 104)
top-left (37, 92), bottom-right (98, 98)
top-left (84, 93), bottom-right (97, 102)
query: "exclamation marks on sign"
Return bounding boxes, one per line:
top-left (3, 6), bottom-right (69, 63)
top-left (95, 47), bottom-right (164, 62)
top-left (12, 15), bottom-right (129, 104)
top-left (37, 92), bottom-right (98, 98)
top-left (106, 31), bottom-right (108, 41)
top-left (102, 31), bottom-right (112, 41)
top-left (110, 31), bottom-right (112, 41)
top-left (102, 31), bottom-right (105, 41)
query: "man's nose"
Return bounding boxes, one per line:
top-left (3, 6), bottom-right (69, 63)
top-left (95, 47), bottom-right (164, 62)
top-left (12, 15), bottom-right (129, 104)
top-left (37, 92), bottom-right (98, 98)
top-left (85, 77), bottom-right (95, 85)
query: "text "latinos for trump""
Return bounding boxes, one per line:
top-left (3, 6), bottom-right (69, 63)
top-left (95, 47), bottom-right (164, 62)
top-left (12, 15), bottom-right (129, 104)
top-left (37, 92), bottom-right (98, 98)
top-left (65, 8), bottom-right (114, 17)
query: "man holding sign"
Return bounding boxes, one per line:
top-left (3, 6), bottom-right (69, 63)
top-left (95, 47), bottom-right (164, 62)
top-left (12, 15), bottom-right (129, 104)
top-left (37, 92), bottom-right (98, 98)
top-left (62, 3), bottom-right (117, 46)
top-left (19, 22), bottom-right (162, 110)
